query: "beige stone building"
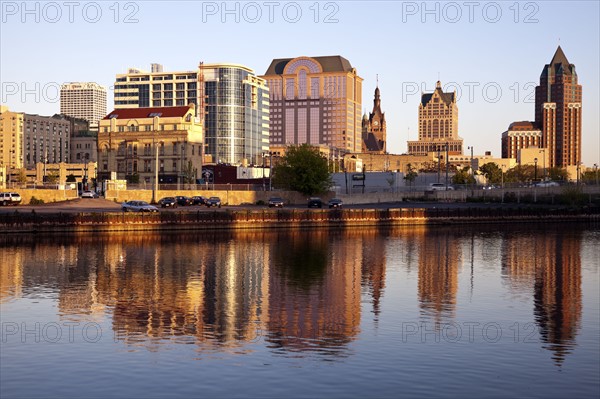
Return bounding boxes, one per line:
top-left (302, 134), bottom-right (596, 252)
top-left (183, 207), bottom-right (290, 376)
top-left (261, 55), bottom-right (363, 153)
top-left (501, 121), bottom-right (543, 159)
top-left (97, 104), bottom-right (203, 185)
top-left (1, 106), bottom-right (71, 185)
top-left (407, 81), bottom-right (463, 156)
top-left (0, 105), bottom-right (24, 172)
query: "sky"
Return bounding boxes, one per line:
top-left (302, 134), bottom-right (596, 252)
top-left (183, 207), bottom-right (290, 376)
top-left (1, 0), bottom-right (599, 166)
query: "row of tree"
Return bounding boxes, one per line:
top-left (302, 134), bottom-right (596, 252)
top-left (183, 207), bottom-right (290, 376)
top-left (272, 145), bottom-right (597, 195)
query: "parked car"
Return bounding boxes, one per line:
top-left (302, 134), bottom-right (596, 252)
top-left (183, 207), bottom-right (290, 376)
top-left (429, 183), bottom-right (454, 191)
top-left (307, 197), bottom-right (323, 208)
top-left (536, 181), bottom-right (560, 187)
top-left (328, 198), bottom-right (343, 208)
top-left (176, 196), bottom-right (193, 206)
top-left (192, 196), bottom-right (208, 206)
top-left (122, 200), bottom-right (159, 212)
top-left (0, 192), bottom-right (22, 206)
top-left (206, 196), bottom-right (222, 208)
top-left (268, 197), bottom-right (284, 208)
top-left (81, 190), bottom-right (99, 198)
top-left (158, 197), bottom-right (177, 208)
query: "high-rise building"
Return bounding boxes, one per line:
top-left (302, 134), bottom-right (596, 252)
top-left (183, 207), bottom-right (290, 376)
top-left (501, 121), bottom-right (543, 159)
top-left (362, 85), bottom-right (386, 153)
top-left (60, 82), bottom-right (107, 127)
top-left (535, 46), bottom-right (582, 167)
top-left (407, 81), bottom-right (463, 156)
top-left (0, 106), bottom-right (70, 175)
top-left (261, 56), bottom-right (363, 152)
top-left (114, 63), bottom-right (269, 165)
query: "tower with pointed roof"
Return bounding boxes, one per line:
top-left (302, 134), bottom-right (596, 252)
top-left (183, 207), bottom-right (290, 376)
top-left (535, 46), bottom-right (582, 167)
top-left (362, 84), bottom-right (387, 153)
top-left (407, 81), bottom-right (463, 156)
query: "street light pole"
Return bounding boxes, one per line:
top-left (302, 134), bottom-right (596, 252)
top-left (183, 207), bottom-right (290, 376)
top-left (501, 165), bottom-right (506, 203)
top-left (468, 145), bottom-right (474, 176)
top-left (539, 149), bottom-right (546, 181)
top-left (445, 142), bottom-right (449, 190)
top-left (534, 157), bottom-right (538, 182)
top-left (594, 163), bottom-right (598, 186)
top-left (152, 139), bottom-right (159, 204)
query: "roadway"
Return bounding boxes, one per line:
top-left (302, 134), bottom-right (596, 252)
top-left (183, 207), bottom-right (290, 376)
top-left (0, 197), bottom-right (577, 214)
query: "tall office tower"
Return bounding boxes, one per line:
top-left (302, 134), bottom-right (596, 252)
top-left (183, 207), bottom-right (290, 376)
top-left (535, 46), bottom-right (582, 167)
top-left (60, 82), bottom-right (107, 127)
top-left (362, 85), bottom-right (386, 153)
top-left (114, 63), bottom-right (269, 165)
top-left (407, 81), bottom-right (463, 156)
top-left (261, 56), bottom-right (363, 153)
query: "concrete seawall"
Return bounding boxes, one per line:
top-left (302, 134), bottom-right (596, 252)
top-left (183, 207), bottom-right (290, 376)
top-left (1, 207), bottom-right (598, 233)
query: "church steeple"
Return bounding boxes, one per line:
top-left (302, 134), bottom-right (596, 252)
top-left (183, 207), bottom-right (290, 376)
top-left (362, 79), bottom-right (386, 153)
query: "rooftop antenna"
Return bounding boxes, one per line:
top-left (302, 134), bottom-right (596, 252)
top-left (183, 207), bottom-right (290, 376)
top-left (376, 74), bottom-right (379, 87)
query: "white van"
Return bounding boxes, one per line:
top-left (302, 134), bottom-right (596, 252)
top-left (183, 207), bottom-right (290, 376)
top-left (429, 183), bottom-right (454, 191)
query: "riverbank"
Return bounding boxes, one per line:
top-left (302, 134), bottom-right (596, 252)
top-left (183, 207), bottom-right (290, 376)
top-left (1, 206), bottom-right (598, 233)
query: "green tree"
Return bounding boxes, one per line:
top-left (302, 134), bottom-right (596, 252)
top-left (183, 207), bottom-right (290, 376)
top-left (452, 166), bottom-right (475, 185)
top-left (46, 171), bottom-right (59, 184)
top-left (505, 165), bottom-right (535, 183)
top-left (17, 169), bottom-right (27, 185)
top-left (403, 163), bottom-right (418, 189)
top-left (127, 173), bottom-right (140, 184)
top-left (547, 167), bottom-right (569, 182)
top-left (479, 162), bottom-right (503, 184)
top-left (182, 160), bottom-right (197, 184)
top-left (66, 174), bottom-right (77, 182)
top-left (272, 144), bottom-right (332, 195)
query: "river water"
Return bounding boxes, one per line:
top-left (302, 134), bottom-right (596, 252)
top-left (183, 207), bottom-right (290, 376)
top-left (1, 223), bottom-right (599, 398)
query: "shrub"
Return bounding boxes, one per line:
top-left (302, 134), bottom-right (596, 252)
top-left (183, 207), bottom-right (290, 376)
top-left (29, 196), bottom-right (45, 205)
top-left (256, 200), bottom-right (266, 206)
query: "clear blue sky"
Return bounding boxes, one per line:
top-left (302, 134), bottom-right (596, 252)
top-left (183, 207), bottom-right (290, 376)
top-left (1, 1), bottom-right (598, 166)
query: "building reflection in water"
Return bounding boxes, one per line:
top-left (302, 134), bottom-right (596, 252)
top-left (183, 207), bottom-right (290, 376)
top-left (266, 230), bottom-right (363, 355)
top-left (417, 228), bottom-right (461, 323)
top-left (501, 230), bottom-right (582, 366)
top-left (0, 226), bottom-right (585, 365)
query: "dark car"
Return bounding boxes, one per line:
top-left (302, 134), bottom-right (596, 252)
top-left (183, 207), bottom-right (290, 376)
top-left (206, 196), bottom-right (221, 208)
top-left (158, 197), bottom-right (177, 208)
top-left (192, 196), bottom-right (208, 206)
top-left (176, 196), bottom-right (193, 206)
top-left (268, 197), bottom-right (284, 208)
top-left (328, 198), bottom-right (343, 208)
top-left (307, 197), bottom-right (323, 208)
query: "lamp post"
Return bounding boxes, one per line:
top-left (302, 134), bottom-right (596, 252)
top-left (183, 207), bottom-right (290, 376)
top-left (445, 142), bottom-right (449, 190)
top-left (539, 149), bottom-right (546, 181)
top-left (437, 145), bottom-right (441, 183)
top-left (576, 162), bottom-right (581, 185)
top-left (501, 164), bottom-right (506, 203)
top-left (152, 139), bottom-right (160, 204)
top-left (534, 157), bottom-right (538, 183)
top-left (594, 163), bottom-right (598, 186)
top-left (269, 152), bottom-right (273, 191)
top-left (467, 145), bottom-right (474, 176)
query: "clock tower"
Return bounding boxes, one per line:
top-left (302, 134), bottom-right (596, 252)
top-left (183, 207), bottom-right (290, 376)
top-left (362, 84), bottom-right (387, 153)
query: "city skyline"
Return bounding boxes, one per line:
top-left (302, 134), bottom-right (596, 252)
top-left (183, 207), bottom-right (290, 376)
top-left (1, 1), bottom-right (598, 166)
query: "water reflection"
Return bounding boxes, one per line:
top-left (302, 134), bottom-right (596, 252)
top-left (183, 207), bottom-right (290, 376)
top-left (416, 229), bottom-right (461, 322)
top-left (501, 230), bottom-right (583, 365)
top-left (0, 225), bottom-right (591, 365)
